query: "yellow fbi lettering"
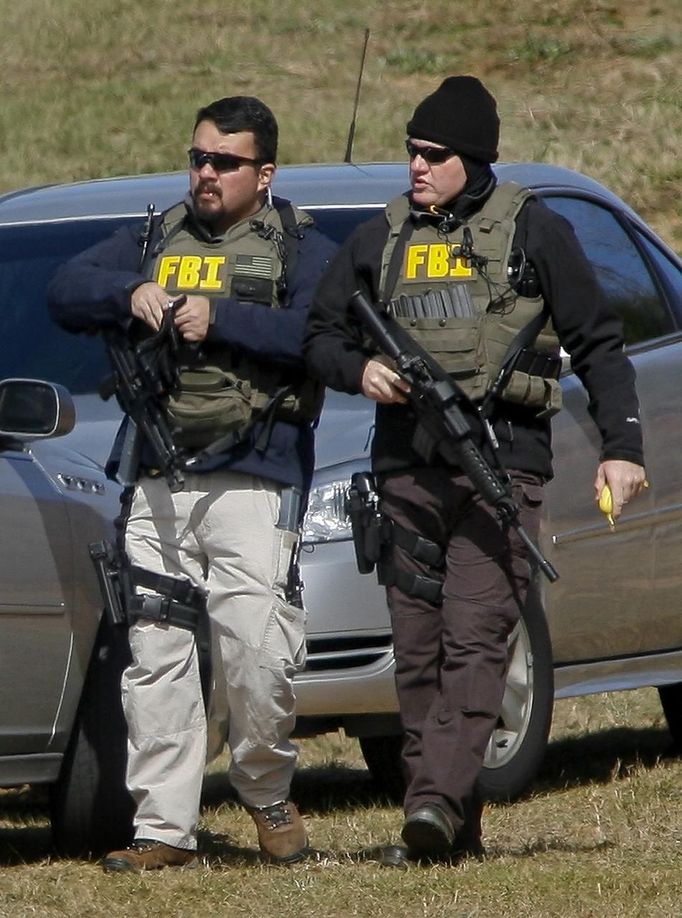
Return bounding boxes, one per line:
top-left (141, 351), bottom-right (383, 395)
top-left (404, 244), bottom-right (473, 281)
top-left (155, 255), bottom-right (227, 291)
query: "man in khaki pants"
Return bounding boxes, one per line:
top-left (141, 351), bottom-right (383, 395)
top-left (48, 95), bottom-right (336, 871)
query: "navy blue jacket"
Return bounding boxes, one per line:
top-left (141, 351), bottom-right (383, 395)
top-left (48, 199), bottom-right (337, 490)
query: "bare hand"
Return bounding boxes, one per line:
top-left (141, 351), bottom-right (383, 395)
top-left (130, 282), bottom-right (175, 331)
top-left (360, 356), bottom-right (411, 404)
top-left (594, 459), bottom-right (647, 521)
top-left (173, 295), bottom-right (211, 342)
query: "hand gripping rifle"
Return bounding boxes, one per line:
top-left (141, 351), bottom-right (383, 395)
top-left (349, 290), bottom-right (559, 583)
top-left (100, 297), bottom-right (187, 492)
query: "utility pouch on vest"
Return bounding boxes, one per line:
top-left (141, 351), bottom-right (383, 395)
top-left (231, 275), bottom-right (273, 303)
top-left (398, 316), bottom-right (487, 398)
top-left (502, 372), bottom-right (563, 417)
top-left (513, 347), bottom-right (562, 380)
top-left (166, 367), bottom-right (253, 449)
top-left (496, 338), bottom-right (563, 417)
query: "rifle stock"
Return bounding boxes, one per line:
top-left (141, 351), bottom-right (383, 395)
top-left (349, 290), bottom-right (558, 583)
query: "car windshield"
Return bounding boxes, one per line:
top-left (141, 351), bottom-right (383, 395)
top-left (0, 207), bottom-right (377, 395)
top-left (0, 220), bottom-right (133, 393)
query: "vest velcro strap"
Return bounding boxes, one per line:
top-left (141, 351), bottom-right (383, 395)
top-left (378, 564), bottom-right (443, 605)
top-left (130, 565), bottom-right (204, 606)
top-left (391, 523), bottom-right (444, 568)
top-left (127, 562), bottom-right (211, 705)
top-left (127, 594), bottom-right (203, 632)
top-left (477, 217), bottom-right (496, 233)
top-left (129, 566), bottom-right (207, 637)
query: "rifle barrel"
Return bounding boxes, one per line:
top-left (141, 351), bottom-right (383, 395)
top-left (349, 289), bottom-right (559, 583)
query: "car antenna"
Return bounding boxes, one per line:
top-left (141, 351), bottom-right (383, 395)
top-left (344, 28), bottom-right (370, 164)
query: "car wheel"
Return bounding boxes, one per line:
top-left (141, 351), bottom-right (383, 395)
top-left (49, 616), bottom-right (135, 858)
top-left (657, 682), bottom-right (682, 753)
top-left (477, 589), bottom-right (554, 802)
top-left (359, 589), bottom-right (554, 804)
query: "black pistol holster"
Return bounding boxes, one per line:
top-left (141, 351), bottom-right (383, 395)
top-left (89, 539), bottom-right (211, 703)
top-left (346, 472), bottom-right (445, 604)
top-left (347, 472), bottom-right (386, 575)
top-left (89, 539), bottom-right (207, 630)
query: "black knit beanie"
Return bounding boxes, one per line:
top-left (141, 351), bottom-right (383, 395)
top-left (406, 75), bottom-right (500, 163)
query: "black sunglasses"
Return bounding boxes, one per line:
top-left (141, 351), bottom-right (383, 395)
top-left (188, 148), bottom-right (263, 172)
top-left (405, 140), bottom-right (457, 165)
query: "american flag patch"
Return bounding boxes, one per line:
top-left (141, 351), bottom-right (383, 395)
top-left (233, 255), bottom-right (273, 278)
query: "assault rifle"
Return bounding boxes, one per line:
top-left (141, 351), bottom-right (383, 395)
top-left (349, 290), bottom-right (559, 583)
top-left (100, 297), bottom-right (187, 492)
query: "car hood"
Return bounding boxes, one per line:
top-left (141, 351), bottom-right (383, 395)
top-left (312, 390), bottom-right (373, 479)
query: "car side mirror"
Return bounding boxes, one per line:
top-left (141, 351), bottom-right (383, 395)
top-left (0, 378), bottom-right (76, 440)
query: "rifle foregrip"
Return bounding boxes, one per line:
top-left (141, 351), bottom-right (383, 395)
top-left (457, 439), bottom-right (510, 509)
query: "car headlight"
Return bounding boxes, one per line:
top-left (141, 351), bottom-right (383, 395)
top-left (302, 479), bottom-right (351, 543)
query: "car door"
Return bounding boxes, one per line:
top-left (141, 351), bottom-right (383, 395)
top-left (0, 219), bottom-right (122, 759)
top-left (540, 194), bottom-right (682, 664)
top-left (0, 440), bottom-right (75, 756)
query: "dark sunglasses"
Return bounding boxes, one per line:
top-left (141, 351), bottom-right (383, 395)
top-left (188, 148), bottom-right (263, 172)
top-left (405, 139), bottom-right (457, 165)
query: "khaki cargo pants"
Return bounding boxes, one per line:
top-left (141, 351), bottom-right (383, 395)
top-left (121, 471), bottom-right (306, 851)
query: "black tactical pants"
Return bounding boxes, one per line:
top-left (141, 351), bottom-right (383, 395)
top-left (379, 466), bottom-right (544, 843)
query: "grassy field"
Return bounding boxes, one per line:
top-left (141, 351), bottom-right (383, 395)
top-left (1, 689), bottom-right (681, 917)
top-left (1, 1), bottom-right (681, 914)
top-left (1, 0), bottom-right (680, 249)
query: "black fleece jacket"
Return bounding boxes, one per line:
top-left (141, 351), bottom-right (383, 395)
top-left (303, 189), bottom-right (644, 480)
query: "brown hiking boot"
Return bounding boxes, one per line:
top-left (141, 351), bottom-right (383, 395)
top-left (247, 800), bottom-right (309, 864)
top-left (102, 839), bottom-right (199, 873)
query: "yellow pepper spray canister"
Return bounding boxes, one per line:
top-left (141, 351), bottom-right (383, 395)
top-left (598, 480), bottom-right (649, 528)
top-left (598, 484), bottom-right (616, 528)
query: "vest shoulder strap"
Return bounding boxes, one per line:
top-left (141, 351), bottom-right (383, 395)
top-left (270, 196), bottom-right (313, 290)
top-left (474, 181), bottom-right (534, 235)
top-left (467, 182), bottom-right (536, 277)
top-left (380, 194), bottom-right (413, 301)
top-left (384, 193), bottom-right (411, 234)
top-left (153, 201), bottom-right (187, 250)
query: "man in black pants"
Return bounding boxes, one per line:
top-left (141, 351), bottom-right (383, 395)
top-left (304, 75), bottom-right (646, 865)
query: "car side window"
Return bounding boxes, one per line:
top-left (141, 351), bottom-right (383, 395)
top-left (543, 196), bottom-right (675, 345)
top-left (0, 219), bottom-right (131, 393)
top-left (635, 231), bottom-right (682, 325)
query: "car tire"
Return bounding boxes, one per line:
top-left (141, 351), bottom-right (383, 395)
top-left (657, 682), bottom-right (682, 753)
top-left (359, 588), bottom-right (554, 804)
top-left (49, 615), bottom-right (134, 858)
top-left (477, 588), bottom-right (554, 802)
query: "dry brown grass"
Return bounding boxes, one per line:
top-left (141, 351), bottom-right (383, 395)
top-left (1, 689), bottom-right (681, 917)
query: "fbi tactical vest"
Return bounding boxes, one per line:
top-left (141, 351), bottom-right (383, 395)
top-left (147, 200), bottom-right (322, 451)
top-left (379, 182), bottom-right (562, 415)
